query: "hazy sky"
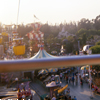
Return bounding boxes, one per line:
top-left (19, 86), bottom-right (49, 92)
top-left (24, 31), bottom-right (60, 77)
top-left (0, 0), bottom-right (100, 25)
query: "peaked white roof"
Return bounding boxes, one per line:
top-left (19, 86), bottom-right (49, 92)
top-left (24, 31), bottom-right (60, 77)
top-left (30, 46), bottom-right (55, 59)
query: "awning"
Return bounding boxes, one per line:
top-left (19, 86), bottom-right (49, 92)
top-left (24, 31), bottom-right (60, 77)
top-left (38, 69), bottom-right (48, 75)
top-left (58, 84), bottom-right (68, 94)
top-left (48, 68), bottom-right (58, 73)
top-left (81, 65), bottom-right (89, 70)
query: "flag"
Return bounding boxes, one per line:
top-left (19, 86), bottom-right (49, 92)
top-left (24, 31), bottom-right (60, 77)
top-left (34, 15), bottom-right (39, 20)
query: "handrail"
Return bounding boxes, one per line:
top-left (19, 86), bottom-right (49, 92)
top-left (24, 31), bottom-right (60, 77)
top-left (1, 54), bottom-right (100, 72)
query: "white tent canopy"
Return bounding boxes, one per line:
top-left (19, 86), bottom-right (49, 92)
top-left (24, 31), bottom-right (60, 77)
top-left (30, 46), bottom-right (56, 59)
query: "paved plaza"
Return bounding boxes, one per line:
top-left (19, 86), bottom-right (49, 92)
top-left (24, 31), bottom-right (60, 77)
top-left (62, 80), bottom-right (100, 100)
top-left (30, 68), bottom-right (100, 100)
top-left (30, 78), bottom-right (100, 100)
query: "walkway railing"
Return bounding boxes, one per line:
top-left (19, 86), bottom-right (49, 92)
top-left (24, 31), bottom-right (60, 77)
top-left (0, 54), bottom-right (100, 72)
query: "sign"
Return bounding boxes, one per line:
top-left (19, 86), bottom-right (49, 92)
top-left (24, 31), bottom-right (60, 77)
top-left (79, 50), bottom-right (83, 55)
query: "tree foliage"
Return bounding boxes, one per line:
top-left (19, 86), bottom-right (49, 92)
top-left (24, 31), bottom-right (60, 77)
top-left (1, 14), bottom-right (100, 54)
top-left (94, 15), bottom-right (100, 30)
top-left (90, 45), bottom-right (100, 54)
top-left (95, 41), bottom-right (100, 45)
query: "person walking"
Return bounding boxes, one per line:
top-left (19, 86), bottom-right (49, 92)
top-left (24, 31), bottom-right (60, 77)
top-left (68, 76), bottom-right (71, 84)
top-left (74, 96), bottom-right (77, 100)
top-left (66, 75), bottom-right (68, 83)
top-left (51, 94), bottom-right (56, 100)
top-left (60, 73), bottom-right (62, 80)
top-left (80, 78), bottom-right (83, 85)
top-left (72, 76), bottom-right (74, 84)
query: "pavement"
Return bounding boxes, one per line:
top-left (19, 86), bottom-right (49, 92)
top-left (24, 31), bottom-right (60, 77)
top-left (29, 68), bottom-right (100, 100)
top-left (61, 68), bottom-right (100, 100)
top-left (30, 81), bottom-right (49, 100)
top-left (31, 89), bottom-right (40, 100)
top-left (61, 80), bottom-right (100, 100)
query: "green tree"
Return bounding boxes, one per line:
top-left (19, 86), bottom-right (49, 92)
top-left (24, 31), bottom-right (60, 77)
top-left (94, 15), bottom-right (100, 30)
top-left (95, 41), bottom-right (100, 45)
top-left (65, 21), bottom-right (77, 34)
top-left (97, 30), bottom-right (100, 35)
top-left (88, 29), bottom-right (97, 35)
top-left (67, 36), bottom-right (74, 42)
top-left (82, 33), bottom-right (87, 45)
top-left (76, 28), bottom-right (87, 36)
top-left (78, 18), bottom-right (92, 30)
top-left (87, 35), bottom-right (94, 41)
top-left (90, 45), bottom-right (100, 54)
top-left (17, 24), bottom-right (32, 37)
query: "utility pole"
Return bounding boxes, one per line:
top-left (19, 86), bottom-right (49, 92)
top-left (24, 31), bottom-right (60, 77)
top-left (17, 0), bottom-right (20, 26)
top-left (88, 50), bottom-right (93, 99)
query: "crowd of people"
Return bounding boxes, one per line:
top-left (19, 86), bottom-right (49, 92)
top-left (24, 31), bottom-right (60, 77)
top-left (37, 66), bottom-right (100, 100)
top-left (45, 67), bottom-right (96, 100)
top-left (42, 67), bottom-right (78, 100)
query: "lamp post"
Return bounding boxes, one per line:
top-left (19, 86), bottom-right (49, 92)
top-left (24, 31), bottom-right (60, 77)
top-left (78, 41), bottom-right (80, 84)
top-left (78, 41), bottom-right (80, 51)
top-left (89, 65), bottom-right (93, 99)
top-left (88, 50), bottom-right (93, 99)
